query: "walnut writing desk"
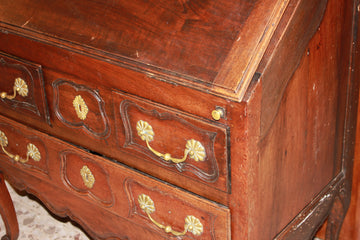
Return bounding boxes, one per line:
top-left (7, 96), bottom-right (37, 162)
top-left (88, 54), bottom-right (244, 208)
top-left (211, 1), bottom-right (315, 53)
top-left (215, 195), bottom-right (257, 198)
top-left (0, 0), bottom-right (359, 239)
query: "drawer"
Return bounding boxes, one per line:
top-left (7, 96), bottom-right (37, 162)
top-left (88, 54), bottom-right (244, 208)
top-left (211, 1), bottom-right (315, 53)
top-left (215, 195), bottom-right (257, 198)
top-left (60, 149), bottom-right (231, 239)
top-left (0, 52), bottom-right (49, 125)
top-left (113, 91), bottom-right (230, 193)
top-left (51, 78), bottom-right (110, 139)
top-left (0, 121), bottom-right (49, 176)
top-left (0, 114), bottom-right (231, 239)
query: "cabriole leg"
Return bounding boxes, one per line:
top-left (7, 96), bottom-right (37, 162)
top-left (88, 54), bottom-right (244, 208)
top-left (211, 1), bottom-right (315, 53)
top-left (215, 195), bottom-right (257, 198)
top-left (0, 172), bottom-right (19, 240)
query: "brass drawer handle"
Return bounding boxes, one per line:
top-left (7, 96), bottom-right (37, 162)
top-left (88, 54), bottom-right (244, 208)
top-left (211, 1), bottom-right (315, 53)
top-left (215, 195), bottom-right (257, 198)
top-left (0, 130), bottom-right (41, 163)
top-left (0, 77), bottom-right (28, 100)
top-left (136, 120), bottom-right (206, 164)
top-left (138, 194), bottom-right (203, 236)
top-left (73, 95), bottom-right (89, 120)
top-left (80, 165), bottom-right (95, 189)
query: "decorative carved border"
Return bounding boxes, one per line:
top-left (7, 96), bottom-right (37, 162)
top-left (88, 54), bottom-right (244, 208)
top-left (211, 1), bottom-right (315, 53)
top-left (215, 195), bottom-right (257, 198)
top-left (3, 175), bottom-right (128, 240)
top-left (119, 99), bottom-right (220, 183)
top-left (0, 122), bottom-right (49, 176)
top-left (52, 79), bottom-right (110, 138)
top-left (60, 150), bottom-right (114, 207)
top-left (0, 53), bottom-right (50, 124)
top-left (124, 178), bottom-right (217, 239)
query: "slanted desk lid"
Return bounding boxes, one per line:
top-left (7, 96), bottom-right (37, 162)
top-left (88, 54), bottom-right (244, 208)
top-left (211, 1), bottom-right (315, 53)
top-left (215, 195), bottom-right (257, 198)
top-left (0, 0), bottom-right (289, 101)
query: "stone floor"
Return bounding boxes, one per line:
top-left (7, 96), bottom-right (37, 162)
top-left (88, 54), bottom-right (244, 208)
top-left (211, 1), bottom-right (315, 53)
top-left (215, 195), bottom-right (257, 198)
top-left (0, 181), bottom-right (90, 240)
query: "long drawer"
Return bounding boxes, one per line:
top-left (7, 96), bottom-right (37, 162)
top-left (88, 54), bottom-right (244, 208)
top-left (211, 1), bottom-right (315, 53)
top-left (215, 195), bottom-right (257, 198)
top-left (0, 49), bottom-right (231, 204)
top-left (0, 114), bottom-right (231, 239)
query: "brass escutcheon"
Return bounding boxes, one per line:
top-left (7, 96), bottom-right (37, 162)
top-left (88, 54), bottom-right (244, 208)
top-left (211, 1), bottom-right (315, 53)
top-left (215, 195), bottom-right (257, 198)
top-left (73, 95), bottom-right (89, 120)
top-left (80, 165), bottom-right (95, 189)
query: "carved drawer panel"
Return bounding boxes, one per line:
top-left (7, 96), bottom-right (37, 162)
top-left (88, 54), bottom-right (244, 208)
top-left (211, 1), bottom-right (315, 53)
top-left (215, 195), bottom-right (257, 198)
top-left (125, 179), bottom-right (230, 239)
top-left (0, 114), bottom-right (231, 239)
top-left (113, 91), bottom-right (230, 193)
top-left (0, 122), bottom-right (49, 176)
top-left (52, 79), bottom-right (110, 139)
top-left (60, 150), bottom-right (114, 207)
top-left (0, 52), bottom-right (49, 124)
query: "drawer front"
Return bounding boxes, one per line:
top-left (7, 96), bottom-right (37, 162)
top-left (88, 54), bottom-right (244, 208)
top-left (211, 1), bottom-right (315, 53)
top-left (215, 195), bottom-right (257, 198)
top-left (0, 115), bottom-right (231, 239)
top-left (52, 78), bottom-right (110, 139)
top-left (113, 91), bottom-right (230, 193)
top-left (0, 52), bottom-right (49, 124)
top-left (0, 122), bottom-right (49, 176)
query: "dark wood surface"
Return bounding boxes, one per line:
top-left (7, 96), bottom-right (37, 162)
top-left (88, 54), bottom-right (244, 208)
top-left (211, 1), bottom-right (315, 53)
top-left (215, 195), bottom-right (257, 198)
top-left (0, 0), bottom-right (358, 239)
top-left (340, 94), bottom-right (360, 239)
top-left (253, 0), bottom-right (358, 238)
top-left (0, 0), bottom-right (292, 100)
top-left (340, 98), bottom-right (360, 239)
top-left (339, 3), bottom-right (360, 238)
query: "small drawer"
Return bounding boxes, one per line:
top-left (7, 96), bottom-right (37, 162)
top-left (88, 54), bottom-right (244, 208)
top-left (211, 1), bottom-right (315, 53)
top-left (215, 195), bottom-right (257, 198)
top-left (52, 78), bottom-right (110, 139)
top-left (0, 121), bottom-right (49, 176)
top-left (60, 150), bottom-right (114, 207)
top-left (124, 178), bottom-right (230, 239)
top-left (113, 91), bottom-right (230, 193)
top-left (0, 52), bottom-right (49, 124)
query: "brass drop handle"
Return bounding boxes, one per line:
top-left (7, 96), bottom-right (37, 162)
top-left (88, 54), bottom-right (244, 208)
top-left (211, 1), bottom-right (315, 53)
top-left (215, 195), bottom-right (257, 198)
top-left (0, 130), bottom-right (41, 163)
top-left (138, 194), bottom-right (203, 236)
top-left (136, 120), bottom-right (206, 164)
top-left (0, 77), bottom-right (28, 100)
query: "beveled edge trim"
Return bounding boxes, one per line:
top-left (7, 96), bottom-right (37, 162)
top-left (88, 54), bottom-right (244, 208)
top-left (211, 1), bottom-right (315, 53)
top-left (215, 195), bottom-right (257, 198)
top-left (3, 174), bottom-right (126, 240)
top-left (274, 172), bottom-right (344, 239)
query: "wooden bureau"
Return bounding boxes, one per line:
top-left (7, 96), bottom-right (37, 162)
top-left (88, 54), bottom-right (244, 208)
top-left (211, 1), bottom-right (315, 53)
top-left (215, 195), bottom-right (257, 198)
top-left (0, 0), bottom-right (359, 239)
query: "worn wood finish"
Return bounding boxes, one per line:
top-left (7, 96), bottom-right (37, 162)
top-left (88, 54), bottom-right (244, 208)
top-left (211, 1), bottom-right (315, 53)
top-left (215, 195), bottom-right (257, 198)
top-left (340, 102), bottom-right (360, 238)
top-left (0, 115), bottom-right (231, 240)
top-left (251, 0), bottom-right (358, 238)
top-left (0, 0), bottom-right (290, 100)
top-left (0, 0), bottom-right (358, 239)
top-left (0, 172), bottom-right (19, 240)
top-left (340, 93), bottom-right (360, 240)
top-left (339, 3), bottom-right (360, 238)
top-left (0, 52), bottom-right (49, 125)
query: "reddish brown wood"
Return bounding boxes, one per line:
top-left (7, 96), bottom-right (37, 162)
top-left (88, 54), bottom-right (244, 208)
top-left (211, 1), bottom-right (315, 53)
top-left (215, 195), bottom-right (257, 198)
top-left (0, 172), bottom-right (19, 240)
top-left (0, 0), bottom-right (357, 239)
top-left (340, 101), bottom-right (360, 238)
top-left (0, 52), bottom-right (49, 125)
top-left (249, 0), bottom-right (358, 238)
top-left (339, 3), bottom-right (360, 238)
top-left (258, 0), bottom-right (328, 136)
top-left (340, 101), bottom-right (360, 240)
top-left (0, 115), bottom-right (231, 240)
top-left (0, 0), bottom-right (287, 99)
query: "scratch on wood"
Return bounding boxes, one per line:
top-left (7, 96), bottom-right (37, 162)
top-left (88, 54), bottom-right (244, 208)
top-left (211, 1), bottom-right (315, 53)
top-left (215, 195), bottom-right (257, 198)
top-left (22, 17), bottom-right (33, 27)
